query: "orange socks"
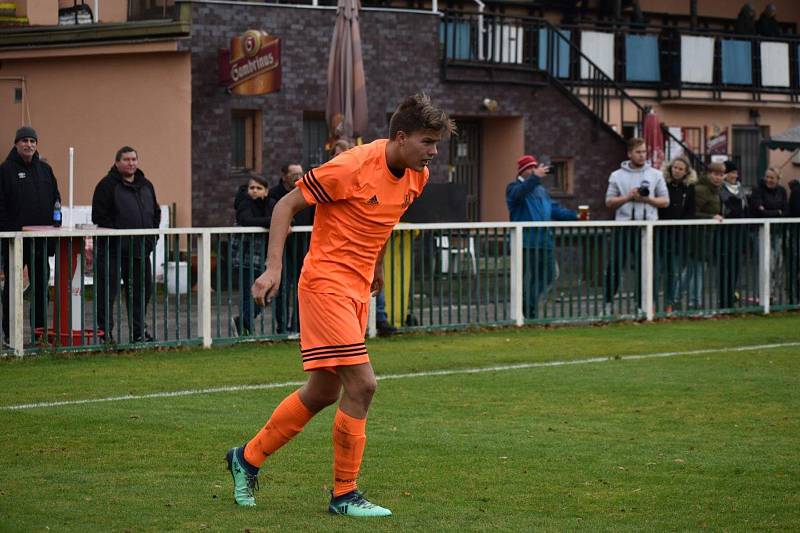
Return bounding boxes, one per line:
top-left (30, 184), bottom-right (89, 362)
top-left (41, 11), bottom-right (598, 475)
top-left (243, 390), bottom-right (314, 468)
top-left (241, 390), bottom-right (368, 496)
top-left (332, 408), bottom-right (367, 497)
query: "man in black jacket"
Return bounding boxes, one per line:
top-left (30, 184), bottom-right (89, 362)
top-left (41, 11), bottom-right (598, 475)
top-left (91, 146), bottom-right (161, 343)
top-left (268, 163), bottom-right (313, 334)
top-left (0, 126), bottom-right (61, 343)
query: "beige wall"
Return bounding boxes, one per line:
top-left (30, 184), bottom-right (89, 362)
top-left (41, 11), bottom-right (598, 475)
top-left (653, 103), bottom-right (800, 181)
top-left (480, 117), bottom-right (524, 221)
top-left (640, 0), bottom-right (800, 22)
top-left (0, 45), bottom-right (192, 226)
top-left (18, 0), bottom-right (130, 24)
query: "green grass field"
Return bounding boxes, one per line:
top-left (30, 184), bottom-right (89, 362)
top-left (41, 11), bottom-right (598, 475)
top-left (1, 314), bottom-right (799, 531)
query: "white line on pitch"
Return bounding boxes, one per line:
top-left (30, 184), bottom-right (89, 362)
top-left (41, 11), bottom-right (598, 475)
top-left (2, 341), bottom-right (799, 411)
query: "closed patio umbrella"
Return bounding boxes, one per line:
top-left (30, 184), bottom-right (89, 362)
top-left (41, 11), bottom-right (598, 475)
top-left (326, 0), bottom-right (368, 143)
top-left (643, 110), bottom-right (664, 169)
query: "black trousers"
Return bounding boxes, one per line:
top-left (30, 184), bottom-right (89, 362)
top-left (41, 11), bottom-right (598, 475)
top-left (95, 246), bottom-right (152, 341)
top-left (1, 239), bottom-right (50, 340)
top-left (603, 227), bottom-right (641, 305)
top-left (274, 234), bottom-right (307, 333)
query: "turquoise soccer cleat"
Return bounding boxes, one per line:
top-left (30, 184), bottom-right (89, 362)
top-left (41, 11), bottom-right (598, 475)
top-left (328, 490), bottom-right (392, 517)
top-left (225, 447), bottom-right (259, 507)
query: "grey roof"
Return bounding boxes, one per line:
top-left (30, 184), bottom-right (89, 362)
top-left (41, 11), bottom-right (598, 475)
top-left (764, 124), bottom-right (800, 150)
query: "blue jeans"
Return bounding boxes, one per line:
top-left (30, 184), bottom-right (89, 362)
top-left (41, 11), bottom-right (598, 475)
top-left (238, 263), bottom-right (264, 333)
top-left (376, 289), bottom-right (388, 323)
top-left (523, 247), bottom-right (556, 318)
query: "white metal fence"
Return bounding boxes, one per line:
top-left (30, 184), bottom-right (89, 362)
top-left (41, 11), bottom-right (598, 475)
top-left (0, 219), bottom-right (797, 357)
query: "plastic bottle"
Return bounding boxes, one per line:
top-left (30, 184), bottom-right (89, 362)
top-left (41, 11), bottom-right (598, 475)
top-left (53, 199), bottom-right (62, 228)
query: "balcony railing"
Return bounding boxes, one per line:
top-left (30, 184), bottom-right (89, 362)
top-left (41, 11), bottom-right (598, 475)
top-left (439, 11), bottom-right (800, 99)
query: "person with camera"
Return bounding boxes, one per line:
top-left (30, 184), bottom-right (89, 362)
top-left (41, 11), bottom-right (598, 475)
top-left (506, 154), bottom-right (577, 319)
top-left (603, 137), bottom-right (668, 314)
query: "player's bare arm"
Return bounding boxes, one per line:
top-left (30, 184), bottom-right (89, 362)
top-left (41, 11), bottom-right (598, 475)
top-left (370, 243), bottom-right (388, 295)
top-left (252, 187), bottom-right (310, 306)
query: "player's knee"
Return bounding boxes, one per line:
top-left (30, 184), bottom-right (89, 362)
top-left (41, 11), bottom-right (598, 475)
top-left (318, 388), bottom-right (341, 407)
top-left (356, 377), bottom-right (377, 403)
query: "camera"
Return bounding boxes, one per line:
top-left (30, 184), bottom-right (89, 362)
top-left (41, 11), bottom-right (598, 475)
top-left (638, 181), bottom-right (650, 197)
top-left (539, 155), bottom-right (553, 174)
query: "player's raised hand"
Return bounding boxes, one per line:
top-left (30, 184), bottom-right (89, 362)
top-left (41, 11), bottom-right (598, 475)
top-left (252, 268), bottom-right (282, 307)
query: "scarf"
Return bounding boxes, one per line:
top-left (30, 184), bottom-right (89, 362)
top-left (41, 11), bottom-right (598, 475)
top-left (724, 181), bottom-right (740, 196)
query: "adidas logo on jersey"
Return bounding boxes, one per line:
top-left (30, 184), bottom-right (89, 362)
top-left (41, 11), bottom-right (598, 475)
top-left (366, 195), bottom-right (379, 205)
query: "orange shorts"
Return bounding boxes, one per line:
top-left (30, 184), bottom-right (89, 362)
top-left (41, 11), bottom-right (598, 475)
top-left (298, 288), bottom-right (370, 371)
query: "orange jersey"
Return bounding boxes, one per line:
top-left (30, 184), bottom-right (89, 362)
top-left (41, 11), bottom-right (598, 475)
top-left (295, 139), bottom-right (428, 302)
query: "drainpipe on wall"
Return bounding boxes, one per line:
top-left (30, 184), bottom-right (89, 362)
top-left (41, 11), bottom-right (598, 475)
top-left (94, 0), bottom-right (98, 22)
top-left (474, 0), bottom-right (485, 61)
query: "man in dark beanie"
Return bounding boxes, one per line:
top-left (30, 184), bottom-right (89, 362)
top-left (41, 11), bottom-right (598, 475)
top-left (0, 126), bottom-right (62, 345)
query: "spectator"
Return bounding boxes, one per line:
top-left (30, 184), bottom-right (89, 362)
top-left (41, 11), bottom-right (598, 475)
top-left (507, 154), bottom-right (577, 318)
top-left (757, 3), bottom-right (781, 37)
top-left (268, 163), bottom-right (313, 334)
top-left (231, 173), bottom-right (275, 336)
top-left (789, 179), bottom-right (800, 217)
top-left (720, 160), bottom-right (748, 218)
top-left (92, 146), bottom-right (160, 343)
top-left (657, 156), bottom-right (697, 313)
top-left (734, 3), bottom-right (757, 36)
top-left (788, 179), bottom-right (800, 302)
top-left (695, 161), bottom-right (744, 309)
top-left (751, 167), bottom-right (788, 300)
top-left (603, 138), bottom-right (668, 313)
top-left (0, 126), bottom-right (60, 345)
top-left (750, 167), bottom-right (788, 217)
top-left (718, 161), bottom-right (752, 309)
top-left (329, 138), bottom-right (353, 159)
top-left (693, 162), bottom-right (724, 220)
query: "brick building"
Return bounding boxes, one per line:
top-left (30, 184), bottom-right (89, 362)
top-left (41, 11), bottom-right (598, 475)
top-left (2, 0), bottom-right (798, 226)
top-left (187, 2), bottom-right (624, 226)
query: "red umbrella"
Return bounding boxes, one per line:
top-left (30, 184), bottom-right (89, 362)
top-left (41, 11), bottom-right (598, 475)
top-left (326, 0), bottom-right (368, 143)
top-left (642, 111), bottom-right (665, 169)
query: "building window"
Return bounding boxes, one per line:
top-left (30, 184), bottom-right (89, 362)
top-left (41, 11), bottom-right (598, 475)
top-left (622, 122), bottom-right (641, 139)
top-left (542, 158), bottom-right (574, 198)
top-left (231, 110), bottom-right (261, 173)
top-left (302, 114), bottom-right (329, 171)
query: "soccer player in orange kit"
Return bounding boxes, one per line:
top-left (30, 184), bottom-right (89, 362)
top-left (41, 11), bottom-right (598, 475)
top-left (226, 94), bottom-right (455, 517)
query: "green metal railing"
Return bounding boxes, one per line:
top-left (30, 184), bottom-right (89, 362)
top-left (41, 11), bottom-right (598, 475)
top-left (0, 220), bottom-right (797, 357)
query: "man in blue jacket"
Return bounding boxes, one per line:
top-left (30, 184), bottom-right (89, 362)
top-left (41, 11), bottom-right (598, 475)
top-left (506, 155), bottom-right (577, 319)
